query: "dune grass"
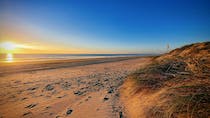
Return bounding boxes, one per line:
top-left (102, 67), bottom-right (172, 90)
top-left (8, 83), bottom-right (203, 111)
top-left (122, 42), bottom-right (210, 118)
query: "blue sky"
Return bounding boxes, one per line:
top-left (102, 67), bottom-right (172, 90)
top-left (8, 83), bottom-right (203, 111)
top-left (0, 0), bottom-right (209, 54)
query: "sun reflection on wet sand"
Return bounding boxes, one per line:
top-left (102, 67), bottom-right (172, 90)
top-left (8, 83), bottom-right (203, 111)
top-left (6, 53), bottom-right (13, 62)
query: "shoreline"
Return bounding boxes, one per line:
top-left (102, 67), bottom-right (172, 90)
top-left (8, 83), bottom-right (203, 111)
top-left (0, 56), bottom-right (153, 76)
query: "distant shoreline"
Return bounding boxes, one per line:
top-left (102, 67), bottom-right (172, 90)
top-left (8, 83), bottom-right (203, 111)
top-left (0, 53), bottom-right (157, 63)
top-left (0, 56), bottom-right (154, 76)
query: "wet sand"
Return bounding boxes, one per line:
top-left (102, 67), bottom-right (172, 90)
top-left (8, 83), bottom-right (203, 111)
top-left (0, 57), bottom-right (151, 118)
top-left (0, 56), bottom-right (143, 75)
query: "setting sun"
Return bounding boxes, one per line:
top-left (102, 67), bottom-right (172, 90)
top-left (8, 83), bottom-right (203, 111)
top-left (0, 41), bottom-right (36, 54)
top-left (0, 42), bottom-right (17, 51)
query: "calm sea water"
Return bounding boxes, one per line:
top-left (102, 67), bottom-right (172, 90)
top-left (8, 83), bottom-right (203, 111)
top-left (0, 54), bottom-right (155, 63)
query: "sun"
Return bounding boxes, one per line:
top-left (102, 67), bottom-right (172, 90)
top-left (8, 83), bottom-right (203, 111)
top-left (0, 42), bottom-right (17, 51)
top-left (0, 41), bottom-right (36, 54)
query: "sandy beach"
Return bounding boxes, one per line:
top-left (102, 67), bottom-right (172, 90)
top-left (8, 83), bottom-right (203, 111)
top-left (0, 57), bottom-right (152, 118)
top-left (1, 0), bottom-right (209, 117)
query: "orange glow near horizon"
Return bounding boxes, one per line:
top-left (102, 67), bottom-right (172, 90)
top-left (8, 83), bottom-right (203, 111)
top-left (0, 41), bottom-right (104, 54)
top-left (0, 39), bottom-right (139, 54)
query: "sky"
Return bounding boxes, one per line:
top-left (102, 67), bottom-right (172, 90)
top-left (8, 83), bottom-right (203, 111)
top-left (0, 0), bottom-right (210, 54)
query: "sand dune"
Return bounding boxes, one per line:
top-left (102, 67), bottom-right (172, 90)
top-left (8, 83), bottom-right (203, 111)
top-left (120, 42), bottom-right (210, 118)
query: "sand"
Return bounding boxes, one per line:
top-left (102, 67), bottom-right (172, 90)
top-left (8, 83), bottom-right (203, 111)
top-left (0, 57), bottom-right (151, 118)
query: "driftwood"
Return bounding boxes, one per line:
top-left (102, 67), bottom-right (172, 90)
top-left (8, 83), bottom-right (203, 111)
top-left (177, 71), bottom-right (190, 75)
top-left (163, 73), bottom-right (176, 77)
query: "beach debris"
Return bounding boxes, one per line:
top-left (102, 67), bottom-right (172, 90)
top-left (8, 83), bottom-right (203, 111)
top-left (25, 103), bottom-right (37, 109)
top-left (21, 97), bottom-right (28, 100)
top-left (57, 94), bottom-right (67, 98)
top-left (23, 112), bottom-right (32, 116)
top-left (74, 91), bottom-right (83, 95)
top-left (103, 97), bottom-right (109, 101)
top-left (45, 106), bottom-right (51, 109)
top-left (66, 109), bottom-right (73, 115)
top-left (61, 82), bottom-right (71, 90)
top-left (57, 96), bottom-right (63, 98)
top-left (27, 87), bottom-right (38, 91)
top-left (107, 87), bottom-right (114, 94)
top-left (45, 84), bottom-right (54, 91)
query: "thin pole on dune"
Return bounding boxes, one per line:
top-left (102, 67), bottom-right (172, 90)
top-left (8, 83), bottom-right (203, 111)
top-left (166, 43), bottom-right (170, 53)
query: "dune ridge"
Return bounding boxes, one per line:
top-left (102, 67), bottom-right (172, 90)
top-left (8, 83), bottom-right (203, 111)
top-left (120, 42), bottom-right (210, 118)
